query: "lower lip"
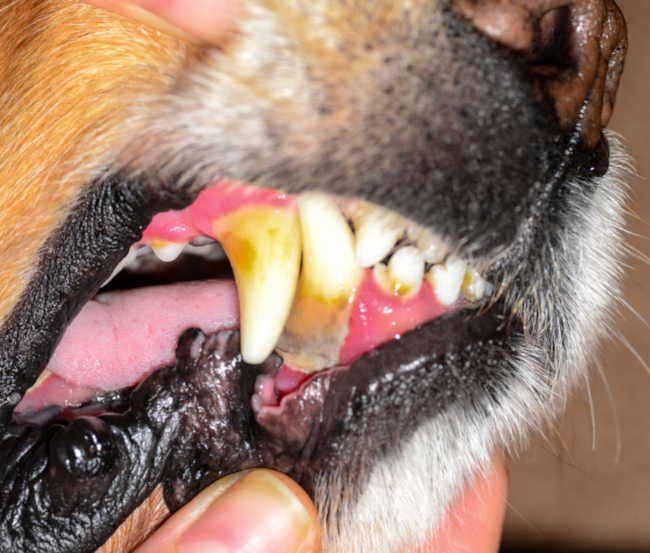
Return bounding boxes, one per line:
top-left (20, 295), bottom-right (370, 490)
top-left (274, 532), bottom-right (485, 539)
top-left (18, 270), bottom-right (455, 412)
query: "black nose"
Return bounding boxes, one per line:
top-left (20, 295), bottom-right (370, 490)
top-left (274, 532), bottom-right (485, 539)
top-left (452, 0), bottom-right (627, 147)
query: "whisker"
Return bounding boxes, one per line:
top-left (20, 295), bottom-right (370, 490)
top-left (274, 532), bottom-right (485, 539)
top-left (620, 227), bottom-right (650, 241)
top-left (594, 359), bottom-right (622, 463)
top-left (616, 331), bottom-right (650, 375)
top-left (616, 296), bottom-right (650, 329)
top-left (582, 372), bottom-right (597, 451)
top-left (622, 243), bottom-right (650, 265)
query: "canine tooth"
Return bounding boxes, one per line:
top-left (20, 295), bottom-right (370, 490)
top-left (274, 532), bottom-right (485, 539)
top-left (354, 208), bottom-right (405, 268)
top-left (387, 246), bottom-right (424, 296)
top-left (213, 207), bottom-right (301, 364)
top-left (428, 258), bottom-right (467, 305)
top-left (463, 268), bottom-right (489, 301)
top-left (297, 193), bottom-right (358, 300)
top-left (150, 240), bottom-right (187, 262)
top-left (276, 194), bottom-right (360, 372)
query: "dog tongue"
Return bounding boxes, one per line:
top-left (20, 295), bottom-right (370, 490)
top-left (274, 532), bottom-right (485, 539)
top-left (45, 280), bottom-right (240, 392)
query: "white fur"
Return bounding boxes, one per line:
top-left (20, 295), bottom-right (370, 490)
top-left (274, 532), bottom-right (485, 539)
top-left (313, 136), bottom-right (628, 552)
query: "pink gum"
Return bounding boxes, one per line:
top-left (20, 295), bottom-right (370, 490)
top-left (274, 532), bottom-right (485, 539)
top-left (141, 181), bottom-right (295, 243)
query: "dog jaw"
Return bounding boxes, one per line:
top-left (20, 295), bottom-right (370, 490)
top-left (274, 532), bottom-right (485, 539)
top-left (0, 1), bottom-right (629, 552)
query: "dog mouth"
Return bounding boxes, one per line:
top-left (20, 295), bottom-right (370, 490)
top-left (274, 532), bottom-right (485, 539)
top-left (16, 180), bottom-right (495, 420)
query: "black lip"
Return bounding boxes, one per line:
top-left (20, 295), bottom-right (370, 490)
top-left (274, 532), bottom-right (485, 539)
top-left (0, 299), bottom-right (516, 551)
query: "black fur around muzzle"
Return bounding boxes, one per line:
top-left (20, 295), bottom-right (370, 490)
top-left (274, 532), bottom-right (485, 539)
top-left (0, 1), bottom-right (627, 552)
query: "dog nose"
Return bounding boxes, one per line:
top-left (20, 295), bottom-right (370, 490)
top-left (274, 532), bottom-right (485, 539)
top-left (452, 0), bottom-right (627, 147)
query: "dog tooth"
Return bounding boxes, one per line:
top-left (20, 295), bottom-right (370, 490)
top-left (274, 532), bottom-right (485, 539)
top-left (463, 268), bottom-right (489, 301)
top-left (276, 194), bottom-right (360, 372)
top-left (150, 240), bottom-right (187, 262)
top-left (428, 257), bottom-right (467, 305)
top-left (190, 236), bottom-right (217, 247)
top-left (297, 193), bottom-right (359, 301)
top-left (213, 206), bottom-right (301, 364)
top-left (387, 246), bottom-right (424, 296)
top-left (354, 207), bottom-right (405, 268)
top-left (183, 242), bottom-right (226, 261)
top-left (406, 227), bottom-right (448, 264)
top-left (102, 246), bottom-right (139, 287)
top-left (418, 233), bottom-right (447, 264)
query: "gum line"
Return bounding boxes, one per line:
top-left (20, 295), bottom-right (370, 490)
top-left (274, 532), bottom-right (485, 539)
top-left (142, 182), bottom-right (457, 369)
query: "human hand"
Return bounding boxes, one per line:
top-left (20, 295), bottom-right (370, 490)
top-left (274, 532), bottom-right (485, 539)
top-left (129, 462), bottom-right (506, 553)
top-left (83, 0), bottom-right (239, 44)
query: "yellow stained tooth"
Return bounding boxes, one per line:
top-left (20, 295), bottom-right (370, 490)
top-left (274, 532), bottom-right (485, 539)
top-left (213, 206), bottom-right (301, 364)
top-left (462, 268), bottom-right (488, 301)
top-left (277, 193), bottom-right (360, 372)
top-left (297, 193), bottom-right (359, 301)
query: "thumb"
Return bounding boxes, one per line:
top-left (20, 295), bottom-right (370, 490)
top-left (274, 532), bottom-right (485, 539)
top-left (136, 469), bottom-right (321, 553)
top-left (83, 0), bottom-right (239, 45)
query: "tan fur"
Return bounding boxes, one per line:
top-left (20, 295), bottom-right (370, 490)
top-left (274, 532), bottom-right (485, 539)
top-left (96, 488), bottom-right (169, 553)
top-left (0, 0), bottom-right (429, 322)
top-left (0, 0), bottom-right (186, 322)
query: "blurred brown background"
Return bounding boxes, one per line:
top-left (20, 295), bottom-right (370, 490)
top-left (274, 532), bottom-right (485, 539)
top-left (502, 1), bottom-right (650, 551)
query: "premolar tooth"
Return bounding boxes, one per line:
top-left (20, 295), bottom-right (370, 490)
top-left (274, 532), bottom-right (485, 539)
top-left (297, 193), bottom-right (359, 301)
top-left (463, 268), bottom-right (489, 301)
top-left (387, 246), bottom-right (424, 296)
top-left (428, 257), bottom-right (467, 305)
top-left (277, 193), bottom-right (359, 372)
top-left (213, 206), bottom-right (301, 364)
top-left (354, 207), bottom-right (405, 268)
top-left (406, 226), bottom-right (448, 264)
top-left (150, 240), bottom-right (187, 263)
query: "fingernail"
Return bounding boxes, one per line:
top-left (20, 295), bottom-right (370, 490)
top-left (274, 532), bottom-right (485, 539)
top-left (117, 3), bottom-right (196, 42)
top-left (177, 469), bottom-right (320, 553)
top-left (127, 0), bottom-right (238, 44)
top-left (87, 0), bottom-right (238, 44)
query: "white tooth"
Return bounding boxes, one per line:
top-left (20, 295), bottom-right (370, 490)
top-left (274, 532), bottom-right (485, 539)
top-left (102, 246), bottom-right (139, 287)
top-left (387, 246), bottom-right (424, 296)
top-left (183, 242), bottom-right (226, 262)
top-left (213, 206), bottom-right (301, 364)
top-left (151, 240), bottom-right (187, 263)
top-left (354, 208), bottom-right (405, 268)
top-left (298, 193), bottom-right (359, 300)
top-left (407, 227), bottom-right (448, 264)
top-left (417, 234), bottom-right (447, 264)
top-left (463, 268), bottom-right (489, 301)
top-left (428, 257), bottom-right (467, 305)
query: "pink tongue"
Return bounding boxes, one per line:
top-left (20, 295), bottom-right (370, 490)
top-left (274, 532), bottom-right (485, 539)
top-left (46, 280), bottom-right (239, 391)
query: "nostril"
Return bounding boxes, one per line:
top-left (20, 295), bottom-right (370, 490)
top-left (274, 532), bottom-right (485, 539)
top-left (452, 0), bottom-right (627, 147)
top-left (532, 5), bottom-right (574, 73)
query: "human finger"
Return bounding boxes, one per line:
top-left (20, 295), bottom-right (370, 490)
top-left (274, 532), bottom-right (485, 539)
top-left (134, 469), bottom-right (320, 553)
top-left (83, 0), bottom-right (239, 44)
